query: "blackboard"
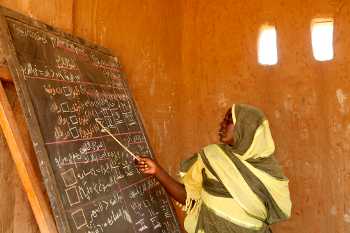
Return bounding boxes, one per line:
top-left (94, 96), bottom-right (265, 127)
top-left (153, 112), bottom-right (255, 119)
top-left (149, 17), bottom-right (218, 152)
top-left (0, 6), bottom-right (180, 233)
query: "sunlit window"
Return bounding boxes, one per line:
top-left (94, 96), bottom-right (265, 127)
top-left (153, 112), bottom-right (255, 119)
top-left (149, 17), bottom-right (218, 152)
top-left (258, 25), bottom-right (278, 65)
top-left (311, 18), bottom-right (334, 61)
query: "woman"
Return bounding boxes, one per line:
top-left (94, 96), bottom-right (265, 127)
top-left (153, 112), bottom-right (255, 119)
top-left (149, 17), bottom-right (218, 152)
top-left (137, 104), bottom-right (292, 233)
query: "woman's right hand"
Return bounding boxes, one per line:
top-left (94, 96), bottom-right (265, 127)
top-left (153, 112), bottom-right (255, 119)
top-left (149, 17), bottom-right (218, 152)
top-left (136, 156), bottom-right (160, 175)
top-left (136, 155), bottom-right (187, 204)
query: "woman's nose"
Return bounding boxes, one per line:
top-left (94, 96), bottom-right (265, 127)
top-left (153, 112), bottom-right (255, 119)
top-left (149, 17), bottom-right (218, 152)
top-left (220, 122), bottom-right (227, 130)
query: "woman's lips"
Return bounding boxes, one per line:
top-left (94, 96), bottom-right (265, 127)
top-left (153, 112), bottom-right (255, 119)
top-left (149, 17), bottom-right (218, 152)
top-left (219, 131), bottom-right (226, 137)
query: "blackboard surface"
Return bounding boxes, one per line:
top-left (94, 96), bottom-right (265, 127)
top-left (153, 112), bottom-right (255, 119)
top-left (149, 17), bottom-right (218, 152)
top-left (0, 6), bottom-right (180, 233)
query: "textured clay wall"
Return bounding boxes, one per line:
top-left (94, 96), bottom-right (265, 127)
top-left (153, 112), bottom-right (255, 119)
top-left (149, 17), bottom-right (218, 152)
top-left (180, 1), bottom-right (350, 233)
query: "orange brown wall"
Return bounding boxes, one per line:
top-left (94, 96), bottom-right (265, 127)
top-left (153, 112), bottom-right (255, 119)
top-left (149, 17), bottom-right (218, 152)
top-left (181, 1), bottom-right (350, 233)
top-left (0, 1), bottom-right (350, 233)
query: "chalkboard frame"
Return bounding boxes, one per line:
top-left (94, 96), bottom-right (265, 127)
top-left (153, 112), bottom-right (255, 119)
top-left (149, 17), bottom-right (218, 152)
top-left (0, 5), bottom-right (179, 233)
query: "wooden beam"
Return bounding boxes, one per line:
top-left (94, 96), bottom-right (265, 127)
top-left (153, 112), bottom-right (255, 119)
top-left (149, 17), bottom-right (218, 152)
top-left (0, 81), bottom-right (57, 233)
top-left (0, 65), bottom-right (12, 82)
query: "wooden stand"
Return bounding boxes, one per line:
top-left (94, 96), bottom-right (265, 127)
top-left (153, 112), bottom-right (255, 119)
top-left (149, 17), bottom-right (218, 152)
top-left (0, 64), bottom-right (58, 233)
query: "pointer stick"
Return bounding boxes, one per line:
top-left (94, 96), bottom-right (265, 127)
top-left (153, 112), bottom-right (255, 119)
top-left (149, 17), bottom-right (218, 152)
top-left (95, 119), bottom-right (140, 161)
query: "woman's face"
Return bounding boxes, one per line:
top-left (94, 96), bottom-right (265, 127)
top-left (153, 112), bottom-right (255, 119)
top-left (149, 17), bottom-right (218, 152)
top-left (219, 109), bottom-right (235, 144)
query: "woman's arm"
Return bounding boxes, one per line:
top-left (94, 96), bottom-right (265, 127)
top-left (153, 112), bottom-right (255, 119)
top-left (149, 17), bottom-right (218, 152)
top-left (136, 156), bottom-right (187, 204)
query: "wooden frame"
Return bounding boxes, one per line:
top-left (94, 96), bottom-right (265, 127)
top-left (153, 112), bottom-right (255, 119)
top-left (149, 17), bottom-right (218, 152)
top-left (0, 67), bottom-right (58, 233)
top-left (0, 6), bottom-right (71, 233)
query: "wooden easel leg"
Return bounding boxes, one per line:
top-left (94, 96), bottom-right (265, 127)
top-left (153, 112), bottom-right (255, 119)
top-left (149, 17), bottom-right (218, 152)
top-left (0, 80), bottom-right (57, 233)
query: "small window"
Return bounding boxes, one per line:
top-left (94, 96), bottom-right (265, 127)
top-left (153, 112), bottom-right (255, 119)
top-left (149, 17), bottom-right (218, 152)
top-left (258, 25), bottom-right (278, 65)
top-left (311, 18), bottom-right (334, 61)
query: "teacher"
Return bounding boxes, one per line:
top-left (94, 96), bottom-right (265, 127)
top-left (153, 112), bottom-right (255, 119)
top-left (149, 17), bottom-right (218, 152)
top-left (137, 103), bottom-right (292, 233)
